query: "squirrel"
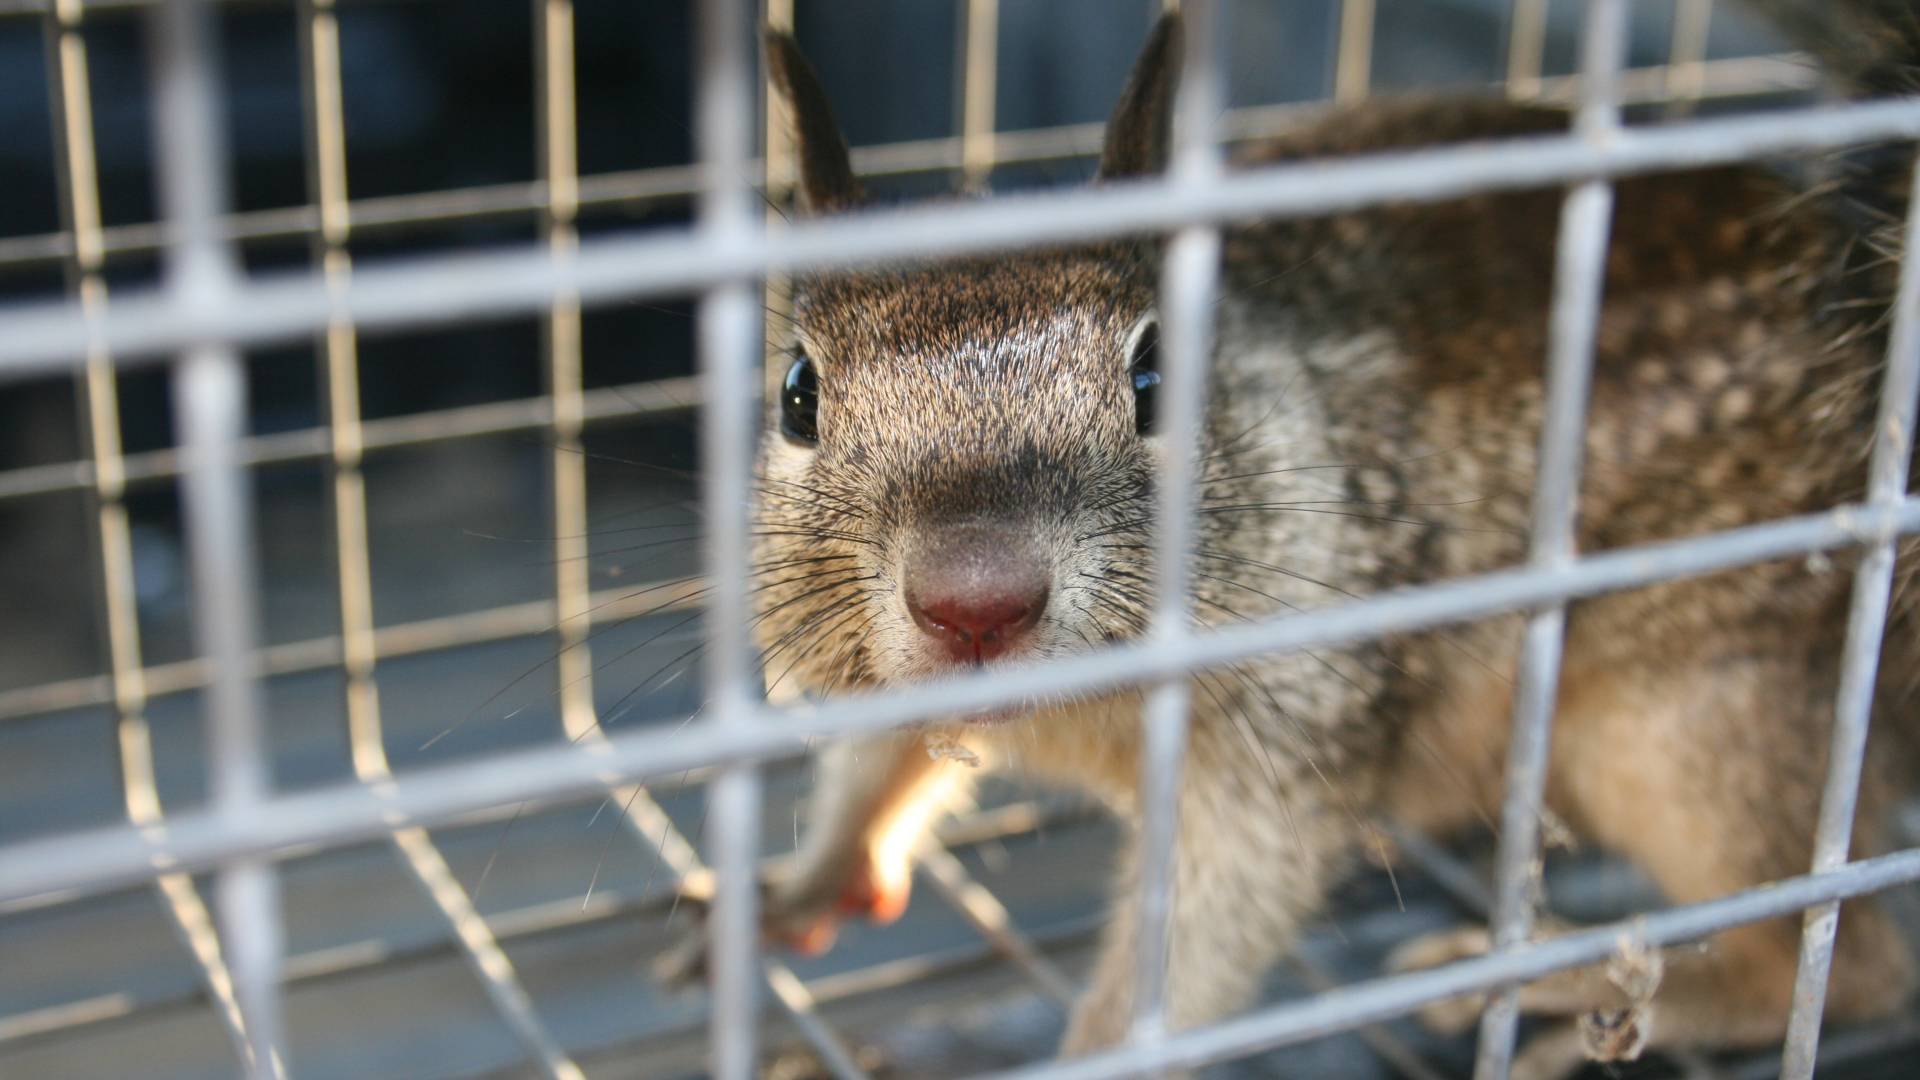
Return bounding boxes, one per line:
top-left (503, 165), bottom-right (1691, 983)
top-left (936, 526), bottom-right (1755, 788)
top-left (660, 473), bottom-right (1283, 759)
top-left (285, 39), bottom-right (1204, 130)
top-left (661, 2), bottom-right (1920, 1076)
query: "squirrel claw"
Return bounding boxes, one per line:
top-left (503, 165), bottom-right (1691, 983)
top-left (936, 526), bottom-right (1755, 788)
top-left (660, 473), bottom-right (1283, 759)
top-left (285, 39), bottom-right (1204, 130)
top-left (650, 856), bottom-right (906, 989)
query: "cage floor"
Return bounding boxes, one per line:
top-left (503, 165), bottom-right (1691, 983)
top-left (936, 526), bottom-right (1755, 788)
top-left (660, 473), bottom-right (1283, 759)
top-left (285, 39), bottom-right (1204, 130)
top-left (4, 771), bottom-right (1916, 1079)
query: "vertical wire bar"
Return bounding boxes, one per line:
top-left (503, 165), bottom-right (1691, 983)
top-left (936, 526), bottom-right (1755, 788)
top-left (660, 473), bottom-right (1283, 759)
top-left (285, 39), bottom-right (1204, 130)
top-left (151, 0), bottom-right (238, 300)
top-left (745, 6), bottom-right (867, 1072)
top-left (763, 0), bottom-right (793, 381)
top-left (939, 6), bottom-right (1100, 1022)
top-left (696, 1), bottom-right (764, 1077)
top-left (724, 12), bottom-right (889, 1067)
top-left (1664, 0), bottom-right (1714, 111)
top-left (1131, 0), bottom-right (1223, 1045)
top-left (290, 3), bottom-right (585, 1075)
top-left (537, 0), bottom-right (595, 747)
top-left (292, 0), bottom-right (379, 792)
top-left (958, 0), bottom-right (998, 190)
top-left (644, 794), bottom-right (875, 1080)
top-left (1504, 0), bottom-right (1548, 99)
top-left (706, 765), bottom-right (764, 1080)
top-left (212, 863), bottom-right (281, 1078)
top-left (1333, 0), bottom-right (1374, 104)
top-left (1778, 150), bottom-right (1920, 1080)
top-left (1471, 4), bottom-right (1625, 1079)
top-left (863, 6), bottom-right (1079, 1024)
top-left (532, 2), bottom-right (851, 1070)
top-left (149, 0), bottom-right (283, 1074)
top-left (179, 342), bottom-right (284, 1080)
top-left (630, 785), bottom-right (873, 1079)
top-left (40, 0), bottom-right (253, 1061)
top-left (696, 0), bottom-right (756, 703)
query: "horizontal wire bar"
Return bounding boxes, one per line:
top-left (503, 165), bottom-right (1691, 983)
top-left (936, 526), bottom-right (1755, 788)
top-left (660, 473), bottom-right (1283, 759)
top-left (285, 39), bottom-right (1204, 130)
top-left (0, 573), bottom-right (706, 722)
top-left (978, 847), bottom-right (1920, 1080)
top-left (1, 495), bottom-right (1914, 906)
top-left (1735, 1019), bottom-right (1920, 1080)
top-left (1282, 953), bottom-right (1447, 1080)
top-left (566, 913), bottom-right (1110, 1077)
top-left (0, 54), bottom-right (1814, 275)
top-left (0, 375), bottom-right (695, 502)
top-left (0, 51), bottom-right (1780, 508)
top-left (0, 779), bottom-right (1066, 923)
top-left (1, 813), bottom-right (1095, 1055)
top-left (0, 0), bottom-right (420, 14)
top-left (13, 806), bottom-right (1912, 1078)
top-left (5, 92), bottom-right (1916, 378)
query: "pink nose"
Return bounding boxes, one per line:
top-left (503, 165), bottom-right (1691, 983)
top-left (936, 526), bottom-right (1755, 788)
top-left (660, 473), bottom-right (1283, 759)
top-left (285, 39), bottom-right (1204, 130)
top-left (908, 590), bottom-right (1046, 663)
top-left (903, 526), bottom-right (1048, 664)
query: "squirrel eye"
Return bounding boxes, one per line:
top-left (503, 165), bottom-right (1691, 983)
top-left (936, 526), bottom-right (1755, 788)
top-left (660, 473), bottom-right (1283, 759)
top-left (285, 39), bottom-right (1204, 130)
top-left (781, 352), bottom-right (821, 444)
top-left (1129, 323), bottom-right (1160, 436)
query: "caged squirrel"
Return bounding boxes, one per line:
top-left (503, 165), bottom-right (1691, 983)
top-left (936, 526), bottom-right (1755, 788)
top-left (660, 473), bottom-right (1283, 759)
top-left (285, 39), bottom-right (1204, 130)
top-left (662, 1), bottom-right (1920, 1076)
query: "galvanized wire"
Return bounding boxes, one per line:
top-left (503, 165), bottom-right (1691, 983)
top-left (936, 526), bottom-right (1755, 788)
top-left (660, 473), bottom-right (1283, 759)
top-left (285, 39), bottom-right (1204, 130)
top-left (4, 496), bottom-right (1917, 909)
top-left (0, 50), bottom-right (1818, 278)
top-left (9, 97), bottom-right (1920, 378)
top-left (148, 0), bottom-right (282, 1073)
top-left (37, 0), bottom-right (256, 1066)
top-left (982, 849), bottom-right (1920, 1080)
top-left (1778, 145), bottom-right (1920, 1080)
top-left (1131, 0), bottom-right (1226, 1046)
top-left (1, 1), bottom-right (1917, 1077)
top-left (1472, 3), bottom-right (1626, 1077)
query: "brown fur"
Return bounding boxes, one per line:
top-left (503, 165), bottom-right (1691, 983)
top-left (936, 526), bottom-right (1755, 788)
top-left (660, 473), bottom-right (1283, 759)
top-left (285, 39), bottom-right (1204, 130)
top-left (724, 5), bottom-right (1920, 1075)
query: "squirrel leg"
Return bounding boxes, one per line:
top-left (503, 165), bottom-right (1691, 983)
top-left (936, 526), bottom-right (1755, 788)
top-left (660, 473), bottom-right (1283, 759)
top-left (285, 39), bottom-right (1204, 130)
top-left (655, 728), bottom-right (977, 985)
top-left (765, 728), bottom-right (980, 952)
top-left (1060, 768), bottom-right (1346, 1059)
top-left (1395, 651), bottom-right (1916, 1078)
top-left (1395, 915), bottom-right (1911, 1080)
top-left (1528, 654), bottom-right (1916, 1074)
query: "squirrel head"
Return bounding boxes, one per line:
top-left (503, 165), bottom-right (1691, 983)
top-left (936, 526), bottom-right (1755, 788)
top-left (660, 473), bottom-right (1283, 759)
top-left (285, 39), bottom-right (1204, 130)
top-left (753, 17), bottom-right (1183, 702)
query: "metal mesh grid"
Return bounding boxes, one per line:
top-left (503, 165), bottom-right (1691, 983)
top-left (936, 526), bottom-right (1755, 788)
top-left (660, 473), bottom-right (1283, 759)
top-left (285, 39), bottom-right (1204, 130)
top-left (0, 1), bottom-right (1916, 1078)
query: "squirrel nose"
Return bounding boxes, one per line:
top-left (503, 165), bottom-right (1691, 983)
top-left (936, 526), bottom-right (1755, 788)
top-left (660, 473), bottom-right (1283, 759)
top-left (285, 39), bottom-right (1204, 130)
top-left (903, 526), bottom-right (1049, 664)
top-left (908, 589), bottom-right (1047, 663)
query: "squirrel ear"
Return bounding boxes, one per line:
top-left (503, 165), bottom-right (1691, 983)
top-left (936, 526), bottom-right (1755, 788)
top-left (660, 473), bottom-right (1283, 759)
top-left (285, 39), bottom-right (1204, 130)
top-left (764, 30), bottom-right (862, 213)
top-left (1097, 13), bottom-right (1183, 180)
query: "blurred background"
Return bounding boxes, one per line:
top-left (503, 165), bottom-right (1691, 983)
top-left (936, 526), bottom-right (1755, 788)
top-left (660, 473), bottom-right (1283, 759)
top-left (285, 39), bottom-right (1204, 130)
top-left (1, 1), bottom-right (1914, 1077)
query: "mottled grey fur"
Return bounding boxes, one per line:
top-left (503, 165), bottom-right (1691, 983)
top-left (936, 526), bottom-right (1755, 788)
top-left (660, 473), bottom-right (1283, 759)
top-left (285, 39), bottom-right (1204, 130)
top-left (697, 4), bottom-right (1920, 1076)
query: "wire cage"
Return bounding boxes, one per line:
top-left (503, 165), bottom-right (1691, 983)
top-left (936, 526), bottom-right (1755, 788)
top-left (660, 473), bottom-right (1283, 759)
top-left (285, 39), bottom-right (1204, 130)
top-left (0, 0), bottom-right (1916, 1077)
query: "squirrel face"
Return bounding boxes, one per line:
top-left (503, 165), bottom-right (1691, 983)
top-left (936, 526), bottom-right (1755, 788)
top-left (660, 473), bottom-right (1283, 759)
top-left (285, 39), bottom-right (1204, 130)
top-left (750, 25), bottom-right (1183, 703)
top-left (756, 252), bottom-right (1161, 693)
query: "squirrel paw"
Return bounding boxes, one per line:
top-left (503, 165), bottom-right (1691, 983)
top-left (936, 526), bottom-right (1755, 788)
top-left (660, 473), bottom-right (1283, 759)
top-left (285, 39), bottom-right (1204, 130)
top-left (650, 851), bottom-right (911, 989)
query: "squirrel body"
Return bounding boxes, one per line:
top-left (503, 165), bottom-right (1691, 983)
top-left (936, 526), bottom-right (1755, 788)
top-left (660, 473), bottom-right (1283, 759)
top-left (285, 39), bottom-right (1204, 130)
top-left (721, 4), bottom-right (1920, 1075)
